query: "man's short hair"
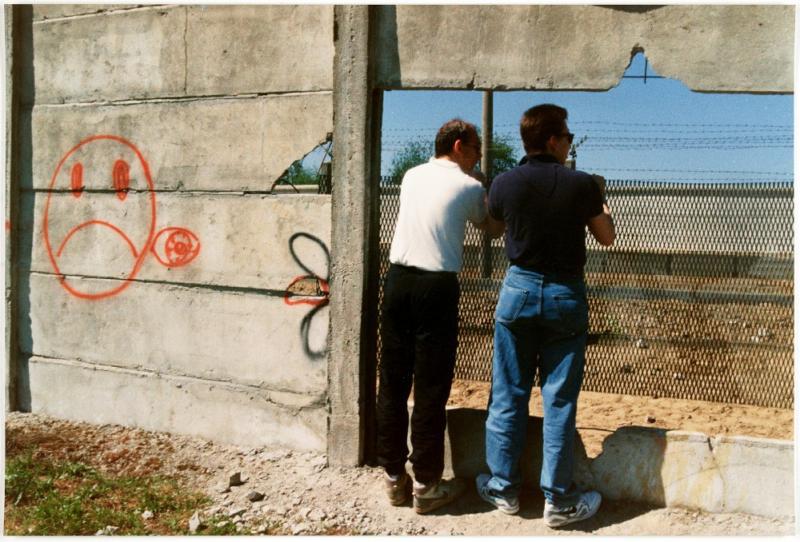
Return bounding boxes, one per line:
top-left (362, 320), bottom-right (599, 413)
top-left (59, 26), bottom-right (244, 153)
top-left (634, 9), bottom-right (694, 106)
top-left (520, 104), bottom-right (568, 154)
top-left (435, 119), bottom-right (478, 157)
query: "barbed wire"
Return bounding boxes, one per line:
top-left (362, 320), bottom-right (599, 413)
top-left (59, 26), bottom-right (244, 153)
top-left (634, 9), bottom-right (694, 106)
top-left (496, 121), bottom-right (793, 129)
top-left (594, 167), bottom-right (794, 176)
top-left (582, 145), bottom-right (793, 150)
top-left (602, 178), bottom-right (793, 185)
top-left (381, 144), bottom-right (793, 151)
top-left (383, 123), bottom-right (793, 134)
top-left (577, 136), bottom-right (793, 142)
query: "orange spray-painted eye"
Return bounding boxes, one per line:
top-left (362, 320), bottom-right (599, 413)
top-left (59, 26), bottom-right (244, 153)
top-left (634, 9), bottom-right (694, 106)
top-left (70, 162), bottom-right (84, 198)
top-left (112, 159), bottom-right (130, 201)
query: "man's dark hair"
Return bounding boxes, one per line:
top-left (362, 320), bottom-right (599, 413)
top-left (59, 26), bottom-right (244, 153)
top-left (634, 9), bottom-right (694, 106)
top-left (520, 104), bottom-right (568, 154)
top-left (435, 118), bottom-right (478, 157)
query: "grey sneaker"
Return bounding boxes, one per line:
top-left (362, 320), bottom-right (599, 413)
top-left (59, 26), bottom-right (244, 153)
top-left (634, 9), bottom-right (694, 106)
top-left (543, 490), bottom-right (602, 528)
top-left (475, 473), bottom-right (520, 515)
top-left (412, 478), bottom-right (466, 514)
top-left (384, 472), bottom-right (411, 506)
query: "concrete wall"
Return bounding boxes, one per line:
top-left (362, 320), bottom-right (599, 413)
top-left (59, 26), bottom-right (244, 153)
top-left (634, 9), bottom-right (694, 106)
top-left (12, 4), bottom-right (334, 450)
top-left (374, 4), bottom-right (793, 93)
top-left (7, 4), bottom-right (794, 470)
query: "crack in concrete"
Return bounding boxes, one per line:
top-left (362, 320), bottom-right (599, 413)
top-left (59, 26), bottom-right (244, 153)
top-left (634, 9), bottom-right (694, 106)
top-left (32, 4), bottom-right (174, 24)
top-left (28, 270), bottom-right (289, 298)
top-left (31, 90), bottom-right (334, 109)
top-left (183, 6), bottom-right (189, 94)
top-left (24, 188), bottom-right (311, 196)
top-left (707, 436), bottom-right (727, 511)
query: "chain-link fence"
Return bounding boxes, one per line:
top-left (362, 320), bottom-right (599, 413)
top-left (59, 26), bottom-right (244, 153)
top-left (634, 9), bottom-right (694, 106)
top-left (377, 178), bottom-right (793, 409)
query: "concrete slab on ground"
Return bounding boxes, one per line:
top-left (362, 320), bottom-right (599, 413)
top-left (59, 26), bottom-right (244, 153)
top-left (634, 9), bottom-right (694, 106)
top-left (441, 408), bottom-right (793, 518)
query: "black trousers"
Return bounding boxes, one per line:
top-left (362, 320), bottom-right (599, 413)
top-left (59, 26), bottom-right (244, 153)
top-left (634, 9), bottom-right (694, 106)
top-left (376, 263), bottom-right (460, 484)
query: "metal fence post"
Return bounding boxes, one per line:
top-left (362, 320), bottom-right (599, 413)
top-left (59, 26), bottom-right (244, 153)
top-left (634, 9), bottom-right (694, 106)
top-left (481, 91), bottom-right (493, 279)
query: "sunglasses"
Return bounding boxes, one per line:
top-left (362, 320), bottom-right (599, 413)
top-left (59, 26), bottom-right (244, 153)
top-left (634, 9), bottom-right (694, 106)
top-left (558, 132), bottom-right (575, 144)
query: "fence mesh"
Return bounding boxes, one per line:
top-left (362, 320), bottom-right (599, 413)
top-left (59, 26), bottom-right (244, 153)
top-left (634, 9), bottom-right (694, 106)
top-left (377, 178), bottom-right (793, 409)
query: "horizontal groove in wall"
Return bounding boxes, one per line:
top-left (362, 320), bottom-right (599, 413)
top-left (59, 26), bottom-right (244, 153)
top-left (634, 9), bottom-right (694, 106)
top-left (33, 4), bottom-right (178, 24)
top-left (25, 354), bottom-right (326, 409)
top-left (27, 270), bottom-right (291, 298)
top-left (26, 90), bottom-right (334, 109)
top-left (20, 188), bottom-right (332, 197)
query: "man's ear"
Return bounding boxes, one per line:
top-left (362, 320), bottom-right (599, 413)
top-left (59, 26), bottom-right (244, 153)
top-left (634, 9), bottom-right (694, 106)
top-left (452, 139), bottom-right (464, 154)
top-left (544, 135), bottom-right (558, 154)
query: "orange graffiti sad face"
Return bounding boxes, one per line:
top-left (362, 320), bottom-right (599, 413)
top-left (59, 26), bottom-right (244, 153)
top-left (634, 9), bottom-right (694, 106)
top-left (43, 135), bottom-right (157, 300)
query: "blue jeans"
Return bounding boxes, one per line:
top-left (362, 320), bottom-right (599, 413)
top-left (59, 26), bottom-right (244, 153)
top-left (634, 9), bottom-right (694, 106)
top-left (484, 265), bottom-right (588, 507)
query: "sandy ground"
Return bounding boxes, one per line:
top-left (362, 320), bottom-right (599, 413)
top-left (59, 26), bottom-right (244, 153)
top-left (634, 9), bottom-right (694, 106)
top-left (447, 380), bottom-right (794, 457)
top-left (4, 412), bottom-right (796, 536)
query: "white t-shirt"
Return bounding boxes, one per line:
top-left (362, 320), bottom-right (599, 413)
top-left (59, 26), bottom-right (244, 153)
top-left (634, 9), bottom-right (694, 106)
top-left (389, 157), bottom-right (487, 273)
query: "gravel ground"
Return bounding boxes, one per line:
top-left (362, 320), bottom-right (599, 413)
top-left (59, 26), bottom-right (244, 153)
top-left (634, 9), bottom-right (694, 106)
top-left (4, 412), bottom-right (795, 536)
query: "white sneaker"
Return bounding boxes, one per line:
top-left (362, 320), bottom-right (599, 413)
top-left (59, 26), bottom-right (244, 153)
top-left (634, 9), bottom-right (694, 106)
top-left (475, 473), bottom-right (520, 515)
top-left (543, 490), bottom-right (601, 528)
top-left (412, 478), bottom-right (466, 514)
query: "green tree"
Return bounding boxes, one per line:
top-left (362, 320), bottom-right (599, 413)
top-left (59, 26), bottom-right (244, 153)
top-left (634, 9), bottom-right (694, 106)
top-left (387, 139), bottom-right (432, 183)
top-left (483, 133), bottom-right (520, 177)
top-left (279, 160), bottom-right (318, 186)
top-left (387, 133), bottom-right (521, 184)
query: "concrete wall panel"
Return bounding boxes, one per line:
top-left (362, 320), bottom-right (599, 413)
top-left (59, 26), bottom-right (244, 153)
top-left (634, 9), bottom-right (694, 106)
top-left (32, 6), bottom-right (186, 104)
top-left (20, 273), bottom-right (329, 394)
top-left (186, 5), bottom-right (333, 95)
top-left (25, 356), bottom-right (326, 450)
top-left (376, 5), bottom-right (632, 90)
top-left (27, 93), bottom-right (333, 192)
top-left (23, 192), bottom-right (331, 291)
top-left (639, 5), bottom-right (793, 93)
top-left (377, 5), bottom-right (793, 92)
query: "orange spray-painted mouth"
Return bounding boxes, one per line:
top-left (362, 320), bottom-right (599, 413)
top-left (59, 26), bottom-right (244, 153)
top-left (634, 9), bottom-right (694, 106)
top-left (56, 220), bottom-right (139, 259)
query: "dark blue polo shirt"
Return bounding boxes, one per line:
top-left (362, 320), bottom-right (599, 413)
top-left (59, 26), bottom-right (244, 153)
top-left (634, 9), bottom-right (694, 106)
top-left (488, 154), bottom-right (604, 278)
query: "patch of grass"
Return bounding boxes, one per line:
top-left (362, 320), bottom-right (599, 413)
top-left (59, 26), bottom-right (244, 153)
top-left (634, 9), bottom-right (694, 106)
top-left (4, 448), bottom-right (211, 535)
top-left (195, 517), bottom-right (249, 536)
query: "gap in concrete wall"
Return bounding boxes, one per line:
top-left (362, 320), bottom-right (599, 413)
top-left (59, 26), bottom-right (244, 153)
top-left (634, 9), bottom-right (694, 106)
top-left (271, 136), bottom-right (333, 194)
top-left (381, 53), bottom-right (793, 181)
top-left (374, 52), bottom-right (793, 454)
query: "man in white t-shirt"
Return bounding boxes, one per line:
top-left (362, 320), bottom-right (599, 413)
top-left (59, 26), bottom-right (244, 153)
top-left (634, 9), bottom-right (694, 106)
top-left (377, 119), bottom-right (504, 514)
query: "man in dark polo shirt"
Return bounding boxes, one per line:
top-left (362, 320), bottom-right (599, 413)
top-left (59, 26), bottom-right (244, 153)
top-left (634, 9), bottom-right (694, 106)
top-left (475, 104), bottom-right (615, 528)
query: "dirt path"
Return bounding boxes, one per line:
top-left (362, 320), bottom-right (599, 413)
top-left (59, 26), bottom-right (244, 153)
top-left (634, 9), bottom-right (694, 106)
top-left (4, 412), bottom-right (794, 536)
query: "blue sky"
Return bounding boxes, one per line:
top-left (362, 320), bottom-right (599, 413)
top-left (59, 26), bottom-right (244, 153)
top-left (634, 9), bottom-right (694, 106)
top-left (377, 53), bottom-right (793, 182)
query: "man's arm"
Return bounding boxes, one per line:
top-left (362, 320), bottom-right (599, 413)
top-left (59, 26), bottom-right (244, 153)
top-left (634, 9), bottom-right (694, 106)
top-left (467, 171), bottom-right (505, 239)
top-left (587, 202), bottom-right (615, 246)
top-left (472, 192), bottom-right (505, 238)
top-left (473, 213), bottom-right (505, 239)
